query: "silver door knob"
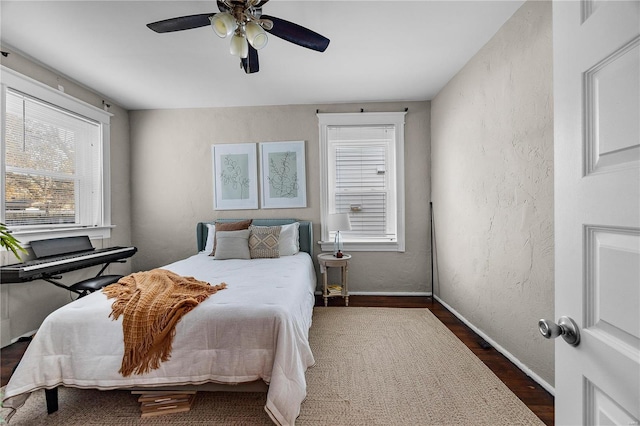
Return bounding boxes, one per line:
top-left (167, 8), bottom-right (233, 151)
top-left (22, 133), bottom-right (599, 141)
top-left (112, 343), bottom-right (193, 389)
top-left (538, 316), bottom-right (580, 346)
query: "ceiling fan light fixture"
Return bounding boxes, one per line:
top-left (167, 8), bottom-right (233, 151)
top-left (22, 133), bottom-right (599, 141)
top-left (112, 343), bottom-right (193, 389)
top-left (210, 12), bottom-right (236, 38)
top-left (147, 2), bottom-right (330, 73)
top-left (245, 22), bottom-right (268, 50)
top-left (230, 32), bottom-right (249, 58)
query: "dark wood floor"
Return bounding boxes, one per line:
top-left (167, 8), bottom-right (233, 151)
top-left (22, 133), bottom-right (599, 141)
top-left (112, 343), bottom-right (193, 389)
top-left (1, 296), bottom-right (553, 425)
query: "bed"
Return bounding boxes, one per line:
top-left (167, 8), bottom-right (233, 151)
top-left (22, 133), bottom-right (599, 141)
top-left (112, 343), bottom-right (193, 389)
top-left (2, 219), bottom-right (316, 425)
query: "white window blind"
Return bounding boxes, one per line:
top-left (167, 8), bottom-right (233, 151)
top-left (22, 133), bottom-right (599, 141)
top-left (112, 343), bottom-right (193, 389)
top-left (4, 88), bottom-right (102, 228)
top-left (319, 112), bottom-right (406, 252)
top-left (329, 126), bottom-right (396, 239)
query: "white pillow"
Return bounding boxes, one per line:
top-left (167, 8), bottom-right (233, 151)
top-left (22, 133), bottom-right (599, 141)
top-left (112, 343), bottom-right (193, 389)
top-left (204, 224), bottom-right (215, 253)
top-left (279, 222), bottom-right (300, 256)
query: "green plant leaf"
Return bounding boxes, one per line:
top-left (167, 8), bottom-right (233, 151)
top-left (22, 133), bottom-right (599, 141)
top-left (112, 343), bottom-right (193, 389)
top-left (0, 223), bottom-right (27, 261)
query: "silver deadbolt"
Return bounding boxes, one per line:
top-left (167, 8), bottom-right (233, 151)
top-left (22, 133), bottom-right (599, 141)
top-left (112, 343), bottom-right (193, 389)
top-left (538, 316), bottom-right (580, 346)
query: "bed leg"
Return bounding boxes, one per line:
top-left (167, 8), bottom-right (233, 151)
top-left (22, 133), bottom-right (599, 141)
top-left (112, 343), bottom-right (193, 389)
top-left (45, 387), bottom-right (59, 414)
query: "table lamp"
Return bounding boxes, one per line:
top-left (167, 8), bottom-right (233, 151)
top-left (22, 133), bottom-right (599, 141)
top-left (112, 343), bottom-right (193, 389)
top-left (327, 213), bottom-right (351, 258)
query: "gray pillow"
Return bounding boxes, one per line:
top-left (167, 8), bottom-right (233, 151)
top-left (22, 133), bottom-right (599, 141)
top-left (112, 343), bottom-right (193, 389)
top-left (214, 229), bottom-right (250, 260)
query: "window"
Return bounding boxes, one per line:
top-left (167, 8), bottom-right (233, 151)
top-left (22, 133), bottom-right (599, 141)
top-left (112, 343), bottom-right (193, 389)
top-left (318, 112), bottom-right (406, 252)
top-left (1, 67), bottom-right (111, 244)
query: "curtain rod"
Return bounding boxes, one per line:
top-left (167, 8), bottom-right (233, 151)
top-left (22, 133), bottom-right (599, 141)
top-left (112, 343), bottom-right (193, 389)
top-left (316, 107), bottom-right (409, 114)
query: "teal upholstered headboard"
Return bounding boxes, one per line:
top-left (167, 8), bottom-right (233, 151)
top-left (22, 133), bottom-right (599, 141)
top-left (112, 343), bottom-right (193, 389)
top-left (196, 219), bottom-right (313, 257)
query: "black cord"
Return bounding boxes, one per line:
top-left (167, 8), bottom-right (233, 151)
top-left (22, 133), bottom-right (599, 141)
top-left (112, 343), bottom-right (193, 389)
top-left (430, 201), bottom-right (435, 299)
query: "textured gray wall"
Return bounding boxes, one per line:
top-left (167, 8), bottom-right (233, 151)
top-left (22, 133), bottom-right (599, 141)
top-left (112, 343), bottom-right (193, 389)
top-left (129, 101), bottom-right (431, 294)
top-left (431, 0), bottom-right (554, 386)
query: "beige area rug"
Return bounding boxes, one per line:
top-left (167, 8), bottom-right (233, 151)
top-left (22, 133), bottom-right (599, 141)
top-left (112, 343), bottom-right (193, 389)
top-left (1, 308), bottom-right (544, 425)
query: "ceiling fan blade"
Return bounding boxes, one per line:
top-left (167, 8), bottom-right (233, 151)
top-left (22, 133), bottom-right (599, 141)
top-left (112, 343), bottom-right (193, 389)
top-left (260, 15), bottom-right (330, 52)
top-left (147, 13), bottom-right (214, 33)
top-left (242, 46), bottom-right (260, 74)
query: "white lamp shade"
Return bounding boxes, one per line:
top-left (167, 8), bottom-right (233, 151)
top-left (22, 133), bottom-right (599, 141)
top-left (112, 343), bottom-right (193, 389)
top-left (230, 33), bottom-right (248, 58)
top-left (211, 12), bottom-right (237, 38)
top-left (327, 213), bottom-right (351, 232)
top-left (327, 213), bottom-right (350, 256)
top-left (245, 22), bottom-right (268, 50)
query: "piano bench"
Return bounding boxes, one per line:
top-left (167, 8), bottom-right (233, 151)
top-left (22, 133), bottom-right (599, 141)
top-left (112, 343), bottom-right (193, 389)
top-left (69, 275), bottom-right (123, 297)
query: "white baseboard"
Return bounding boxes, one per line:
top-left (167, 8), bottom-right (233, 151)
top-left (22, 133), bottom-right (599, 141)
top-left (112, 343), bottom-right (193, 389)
top-left (349, 291), bottom-right (432, 296)
top-left (7, 329), bottom-right (37, 346)
top-left (434, 295), bottom-right (555, 396)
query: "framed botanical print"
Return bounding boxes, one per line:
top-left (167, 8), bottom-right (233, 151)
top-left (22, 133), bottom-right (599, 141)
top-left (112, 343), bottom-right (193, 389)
top-left (260, 141), bottom-right (307, 209)
top-left (212, 143), bottom-right (258, 210)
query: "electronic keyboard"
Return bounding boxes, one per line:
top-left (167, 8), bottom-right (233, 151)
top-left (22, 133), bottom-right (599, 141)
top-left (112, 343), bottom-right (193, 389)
top-left (0, 236), bottom-right (137, 283)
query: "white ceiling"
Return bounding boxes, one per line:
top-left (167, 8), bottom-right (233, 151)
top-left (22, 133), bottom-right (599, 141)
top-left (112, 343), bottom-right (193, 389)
top-left (0, 1), bottom-right (525, 110)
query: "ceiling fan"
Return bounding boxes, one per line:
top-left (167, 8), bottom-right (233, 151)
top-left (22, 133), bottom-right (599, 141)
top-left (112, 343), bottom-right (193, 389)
top-left (147, 0), bottom-right (330, 74)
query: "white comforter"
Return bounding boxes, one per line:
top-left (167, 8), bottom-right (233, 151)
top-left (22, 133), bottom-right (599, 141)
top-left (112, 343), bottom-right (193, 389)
top-left (3, 252), bottom-right (317, 425)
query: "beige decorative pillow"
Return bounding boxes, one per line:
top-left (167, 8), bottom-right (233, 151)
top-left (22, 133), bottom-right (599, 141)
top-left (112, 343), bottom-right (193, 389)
top-left (214, 229), bottom-right (251, 260)
top-left (210, 219), bottom-right (252, 256)
top-left (249, 226), bottom-right (281, 259)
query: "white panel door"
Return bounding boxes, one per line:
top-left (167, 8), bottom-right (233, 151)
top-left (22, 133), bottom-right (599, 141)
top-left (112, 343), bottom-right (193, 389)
top-left (553, 0), bottom-right (640, 425)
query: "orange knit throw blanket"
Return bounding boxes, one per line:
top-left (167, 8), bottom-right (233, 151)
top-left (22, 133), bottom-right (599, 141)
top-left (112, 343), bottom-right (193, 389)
top-left (102, 269), bottom-right (226, 377)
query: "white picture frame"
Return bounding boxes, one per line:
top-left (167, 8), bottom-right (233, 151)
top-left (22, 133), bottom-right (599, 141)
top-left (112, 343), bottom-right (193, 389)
top-left (260, 141), bottom-right (307, 209)
top-left (212, 143), bottom-right (258, 210)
